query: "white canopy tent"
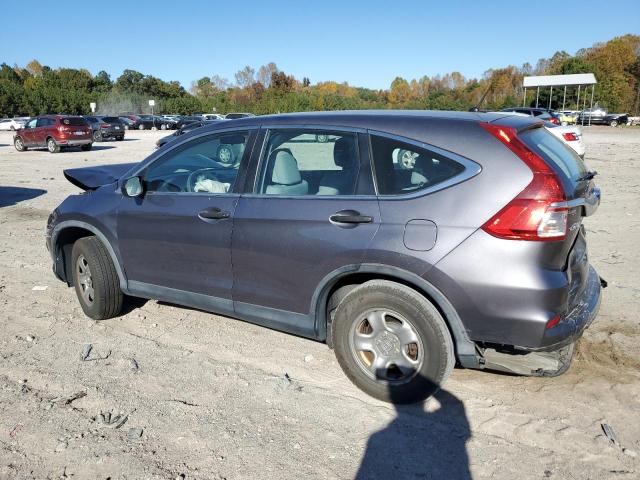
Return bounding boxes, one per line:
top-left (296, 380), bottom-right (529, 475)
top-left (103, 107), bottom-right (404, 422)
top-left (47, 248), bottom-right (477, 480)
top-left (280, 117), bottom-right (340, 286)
top-left (522, 73), bottom-right (597, 113)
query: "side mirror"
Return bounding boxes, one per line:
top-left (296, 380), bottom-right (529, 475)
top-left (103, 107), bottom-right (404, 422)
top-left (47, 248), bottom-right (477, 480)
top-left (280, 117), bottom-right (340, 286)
top-left (122, 176), bottom-right (144, 197)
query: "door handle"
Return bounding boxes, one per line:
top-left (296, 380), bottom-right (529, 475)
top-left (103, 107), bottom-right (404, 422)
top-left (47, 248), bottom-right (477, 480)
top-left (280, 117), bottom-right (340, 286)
top-left (329, 210), bottom-right (373, 225)
top-left (198, 207), bottom-right (230, 220)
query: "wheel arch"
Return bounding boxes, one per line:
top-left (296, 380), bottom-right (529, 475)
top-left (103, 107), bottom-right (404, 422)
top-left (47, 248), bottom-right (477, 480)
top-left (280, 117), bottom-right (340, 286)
top-left (312, 264), bottom-right (480, 368)
top-left (52, 221), bottom-right (127, 290)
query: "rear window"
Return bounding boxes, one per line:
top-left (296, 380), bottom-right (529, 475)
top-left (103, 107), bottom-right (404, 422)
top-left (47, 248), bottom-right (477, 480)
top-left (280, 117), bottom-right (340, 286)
top-left (520, 127), bottom-right (587, 185)
top-left (62, 117), bottom-right (88, 126)
top-left (371, 135), bottom-right (465, 195)
top-left (101, 116), bottom-right (121, 123)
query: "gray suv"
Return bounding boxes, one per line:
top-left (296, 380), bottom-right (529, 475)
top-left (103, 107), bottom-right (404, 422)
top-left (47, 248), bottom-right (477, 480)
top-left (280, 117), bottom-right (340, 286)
top-left (46, 111), bottom-right (603, 403)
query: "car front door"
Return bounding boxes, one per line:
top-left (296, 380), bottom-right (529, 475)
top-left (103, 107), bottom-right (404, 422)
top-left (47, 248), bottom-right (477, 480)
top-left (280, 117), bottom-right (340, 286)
top-left (117, 128), bottom-right (256, 306)
top-left (21, 118), bottom-right (38, 146)
top-left (232, 127), bottom-right (380, 337)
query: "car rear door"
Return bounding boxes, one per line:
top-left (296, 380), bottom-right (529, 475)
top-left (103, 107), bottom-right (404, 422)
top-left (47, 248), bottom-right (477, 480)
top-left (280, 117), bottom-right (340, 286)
top-left (231, 127), bottom-right (380, 336)
top-left (117, 128), bottom-right (257, 305)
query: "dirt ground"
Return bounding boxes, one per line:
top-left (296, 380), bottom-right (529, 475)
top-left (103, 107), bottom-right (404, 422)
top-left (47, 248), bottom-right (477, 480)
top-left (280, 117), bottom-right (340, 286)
top-left (0, 126), bottom-right (638, 480)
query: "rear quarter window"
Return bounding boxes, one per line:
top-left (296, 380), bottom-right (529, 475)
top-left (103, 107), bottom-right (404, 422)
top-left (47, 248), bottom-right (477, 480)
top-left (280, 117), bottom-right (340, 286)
top-left (370, 134), bottom-right (467, 195)
top-left (61, 117), bottom-right (88, 126)
top-left (520, 127), bottom-right (587, 186)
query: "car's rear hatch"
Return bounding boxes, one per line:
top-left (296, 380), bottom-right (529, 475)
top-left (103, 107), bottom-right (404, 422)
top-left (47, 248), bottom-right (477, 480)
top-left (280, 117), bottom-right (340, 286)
top-left (99, 117), bottom-right (124, 135)
top-left (516, 124), bottom-right (600, 314)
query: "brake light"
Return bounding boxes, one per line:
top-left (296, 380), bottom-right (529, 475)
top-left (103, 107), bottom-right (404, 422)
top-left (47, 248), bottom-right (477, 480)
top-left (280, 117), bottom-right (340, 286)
top-left (480, 123), bottom-right (567, 241)
top-left (562, 132), bottom-right (578, 141)
top-left (549, 117), bottom-right (560, 125)
top-left (100, 123), bottom-right (109, 129)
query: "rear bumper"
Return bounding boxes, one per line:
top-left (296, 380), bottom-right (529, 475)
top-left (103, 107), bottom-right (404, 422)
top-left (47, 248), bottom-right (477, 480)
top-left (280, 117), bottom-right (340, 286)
top-left (58, 139), bottom-right (92, 146)
top-left (521, 265), bottom-right (601, 352)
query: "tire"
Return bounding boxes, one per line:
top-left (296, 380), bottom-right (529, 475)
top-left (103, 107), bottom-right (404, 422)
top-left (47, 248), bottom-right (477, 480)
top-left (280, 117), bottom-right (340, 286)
top-left (47, 137), bottom-right (60, 153)
top-left (10, 125), bottom-right (15, 131)
top-left (397, 149), bottom-right (417, 169)
top-left (116, 136), bottom-right (124, 141)
top-left (332, 280), bottom-right (454, 404)
top-left (217, 144), bottom-right (235, 164)
top-left (138, 124), bottom-right (145, 130)
top-left (160, 123), bottom-right (167, 130)
top-left (93, 130), bottom-right (102, 142)
top-left (609, 120), bottom-right (618, 127)
top-left (124, 125), bottom-right (130, 130)
top-left (71, 237), bottom-right (123, 320)
top-left (81, 143), bottom-right (93, 151)
top-left (14, 136), bottom-right (26, 152)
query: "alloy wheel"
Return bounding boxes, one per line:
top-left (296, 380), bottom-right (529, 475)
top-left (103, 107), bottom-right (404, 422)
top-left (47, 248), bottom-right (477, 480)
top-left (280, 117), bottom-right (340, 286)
top-left (349, 309), bottom-right (424, 384)
top-left (76, 255), bottom-right (94, 305)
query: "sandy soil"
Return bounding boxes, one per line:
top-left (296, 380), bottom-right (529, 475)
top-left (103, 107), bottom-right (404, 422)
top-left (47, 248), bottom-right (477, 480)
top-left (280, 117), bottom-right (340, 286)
top-left (0, 126), bottom-right (638, 480)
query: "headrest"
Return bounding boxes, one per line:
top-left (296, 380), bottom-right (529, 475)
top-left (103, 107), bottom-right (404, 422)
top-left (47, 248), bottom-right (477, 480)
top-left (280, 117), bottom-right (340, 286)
top-left (270, 149), bottom-right (302, 185)
top-left (333, 136), bottom-right (356, 168)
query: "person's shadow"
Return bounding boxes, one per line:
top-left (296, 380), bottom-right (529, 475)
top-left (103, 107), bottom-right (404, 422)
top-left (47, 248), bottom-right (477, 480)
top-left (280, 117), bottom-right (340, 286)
top-left (356, 376), bottom-right (471, 480)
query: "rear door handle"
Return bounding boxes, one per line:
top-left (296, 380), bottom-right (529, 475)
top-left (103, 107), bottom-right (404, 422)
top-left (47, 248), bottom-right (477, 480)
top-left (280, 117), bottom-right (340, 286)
top-left (329, 210), bottom-right (373, 225)
top-left (198, 207), bottom-right (230, 220)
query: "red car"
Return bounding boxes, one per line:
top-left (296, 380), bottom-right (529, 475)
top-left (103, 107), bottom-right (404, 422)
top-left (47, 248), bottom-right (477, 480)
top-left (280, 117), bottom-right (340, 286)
top-left (14, 115), bottom-right (93, 153)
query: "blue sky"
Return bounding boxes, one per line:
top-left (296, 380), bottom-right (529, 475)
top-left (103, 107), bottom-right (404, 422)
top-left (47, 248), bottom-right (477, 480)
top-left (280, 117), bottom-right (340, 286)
top-left (1, 0), bottom-right (638, 90)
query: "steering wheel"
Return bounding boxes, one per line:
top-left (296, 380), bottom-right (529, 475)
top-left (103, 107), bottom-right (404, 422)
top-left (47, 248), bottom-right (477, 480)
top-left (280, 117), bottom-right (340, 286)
top-left (187, 168), bottom-right (223, 193)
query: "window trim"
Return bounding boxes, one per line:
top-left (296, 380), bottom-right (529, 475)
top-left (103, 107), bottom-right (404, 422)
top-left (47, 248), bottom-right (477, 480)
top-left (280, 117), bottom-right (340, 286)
top-left (128, 127), bottom-right (257, 197)
top-left (367, 129), bottom-right (482, 199)
top-left (248, 125), bottom-right (370, 199)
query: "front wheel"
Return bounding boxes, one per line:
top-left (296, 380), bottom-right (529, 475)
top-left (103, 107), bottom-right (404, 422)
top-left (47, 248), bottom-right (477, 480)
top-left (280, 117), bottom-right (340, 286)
top-left (71, 237), bottom-right (124, 320)
top-left (138, 124), bottom-right (145, 130)
top-left (93, 130), bottom-right (102, 142)
top-left (160, 123), bottom-right (167, 130)
top-left (47, 138), bottom-right (60, 153)
top-left (14, 136), bottom-right (26, 151)
top-left (332, 280), bottom-right (454, 404)
top-left (609, 120), bottom-right (618, 127)
top-left (217, 144), bottom-right (235, 164)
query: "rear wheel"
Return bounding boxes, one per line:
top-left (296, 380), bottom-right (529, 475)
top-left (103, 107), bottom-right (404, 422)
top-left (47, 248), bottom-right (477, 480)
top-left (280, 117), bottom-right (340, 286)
top-left (609, 120), bottom-right (618, 127)
top-left (93, 130), bottom-right (102, 142)
top-left (47, 138), bottom-right (60, 153)
top-left (14, 136), bottom-right (26, 152)
top-left (81, 143), bottom-right (92, 151)
top-left (71, 237), bottom-right (123, 320)
top-left (138, 124), bottom-right (145, 130)
top-left (116, 136), bottom-right (124, 141)
top-left (160, 123), bottom-right (167, 130)
top-left (332, 280), bottom-right (454, 404)
top-left (217, 144), bottom-right (235, 165)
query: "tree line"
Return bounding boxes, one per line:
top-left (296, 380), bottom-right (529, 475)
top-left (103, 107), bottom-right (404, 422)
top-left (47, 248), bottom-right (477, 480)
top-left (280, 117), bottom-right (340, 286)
top-left (1, 35), bottom-right (638, 118)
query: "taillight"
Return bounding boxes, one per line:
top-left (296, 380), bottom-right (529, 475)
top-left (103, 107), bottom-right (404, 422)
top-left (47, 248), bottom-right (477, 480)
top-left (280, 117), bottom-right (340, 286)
top-left (480, 123), bottom-right (568, 241)
top-left (545, 314), bottom-right (561, 329)
top-left (100, 123), bottom-right (109, 129)
top-left (549, 117), bottom-right (560, 125)
top-left (562, 132), bottom-right (578, 141)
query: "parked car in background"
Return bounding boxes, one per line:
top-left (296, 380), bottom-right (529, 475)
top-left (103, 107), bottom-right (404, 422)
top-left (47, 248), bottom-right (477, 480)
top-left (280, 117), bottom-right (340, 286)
top-left (501, 107), bottom-right (561, 124)
top-left (544, 122), bottom-right (585, 158)
top-left (84, 116), bottom-right (125, 142)
top-left (175, 115), bottom-right (205, 129)
top-left (156, 119), bottom-right (223, 149)
top-left (577, 108), bottom-right (629, 126)
top-left (225, 112), bottom-right (255, 119)
top-left (152, 115), bottom-right (177, 130)
top-left (200, 113), bottom-right (226, 120)
top-left (118, 116), bottom-right (135, 130)
top-left (14, 115), bottom-right (92, 153)
top-left (121, 115), bottom-right (156, 131)
top-left (48, 110), bottom-right (602, 403)
top-left (558, 111), bottom-right (579, 125)
top-left (0, 117), bottom-right (27, 131)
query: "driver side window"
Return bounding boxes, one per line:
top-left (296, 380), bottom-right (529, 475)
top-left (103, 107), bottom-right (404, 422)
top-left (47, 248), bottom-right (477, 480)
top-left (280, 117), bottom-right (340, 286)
top-left (143, 130), bottom-right (250, 194)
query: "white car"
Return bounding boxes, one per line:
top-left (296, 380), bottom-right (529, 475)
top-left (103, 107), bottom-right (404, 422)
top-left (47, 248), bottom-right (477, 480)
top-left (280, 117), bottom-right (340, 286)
top-left (0, 118), bottom-right (26, 131)
top-left (545, 123), bottom-right (585, 158)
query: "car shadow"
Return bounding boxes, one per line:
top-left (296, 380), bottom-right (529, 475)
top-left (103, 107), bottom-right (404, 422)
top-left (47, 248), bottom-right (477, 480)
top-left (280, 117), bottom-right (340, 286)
top-left (356, 376), bottom-right (472, 480)
top-left (89, 145), bottom-right (116, 151)
top-left (0, 186), bottom-right (47, 208)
